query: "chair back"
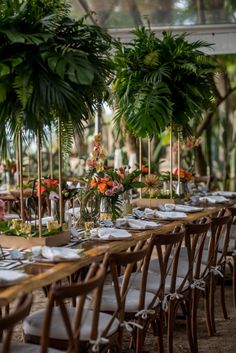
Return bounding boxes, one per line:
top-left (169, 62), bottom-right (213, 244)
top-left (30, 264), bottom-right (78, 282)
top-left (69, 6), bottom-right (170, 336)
top-left (0, 293), bottom-right (33, 353)
top-left (102, 240), bottom-right (150, 319)
top-left (148, 226), bottom-right (186, 307)
top-left (40, 262), bottom-right (106, 353)
top-left (185, 217), bottom-right (211, 281)
top-left (210, 208), bottom-right (232, 267)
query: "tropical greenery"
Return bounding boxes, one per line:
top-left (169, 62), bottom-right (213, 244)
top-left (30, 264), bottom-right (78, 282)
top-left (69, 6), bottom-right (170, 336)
top-left (0, 0), bottom-right (114, 156)
top-left (112, 27), bottom-right (216, 138)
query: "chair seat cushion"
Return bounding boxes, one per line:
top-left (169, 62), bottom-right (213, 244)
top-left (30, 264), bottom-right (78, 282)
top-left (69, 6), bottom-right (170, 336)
top-left (23, 308), bottom-right (119, 341)
top-left (100, 285), bottom-right (156, 312)
top-left (118, 272), bottom-right (189, 296)
top-left (0, 342), bottom-right (62, 353)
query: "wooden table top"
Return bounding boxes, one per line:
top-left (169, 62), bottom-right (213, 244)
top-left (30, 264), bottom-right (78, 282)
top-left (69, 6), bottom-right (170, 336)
top-left (0, 205), bottom-right (230, 307)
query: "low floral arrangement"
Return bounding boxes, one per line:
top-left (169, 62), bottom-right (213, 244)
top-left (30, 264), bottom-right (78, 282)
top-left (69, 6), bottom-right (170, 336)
top-left (173, 168), bottom-right (193, 181)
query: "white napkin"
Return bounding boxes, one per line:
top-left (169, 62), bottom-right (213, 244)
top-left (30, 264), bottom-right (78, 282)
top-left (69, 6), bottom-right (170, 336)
top-left (199, 196), bottom-right (229, 204)
top-left (30, 216), bottom-right (54, 226)
top-left (155, 211), bottom-right (187, 220)
top-left (144, 208), bottom-right (156, 218)
top-left (116, 218), bottom-right (159, 229)
top-left (0, 270), bottom-right (28, 287)
top-left (41, 246), bottom-right (81, 261)
top-left (212, 191), bottom-right (236, 198)
top-left (97, 227), bottom-right (132, 240)
top-left (164, 204), bottom-right (203, 213)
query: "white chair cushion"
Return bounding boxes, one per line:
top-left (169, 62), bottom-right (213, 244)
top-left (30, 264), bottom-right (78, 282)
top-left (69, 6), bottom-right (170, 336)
top-left (23, 307), bottom-right (119, 341)
top-left (0, 342), bottom-right (62, 353)
top-left (149, 250), bottom-right (190, 278)
top-left (118, 272), bottom-right (189, 295)
top-left (99, 284), bottom-right (156, 312)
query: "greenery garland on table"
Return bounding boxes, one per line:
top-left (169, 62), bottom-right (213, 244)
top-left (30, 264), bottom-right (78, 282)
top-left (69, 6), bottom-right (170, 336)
top-left (112, 26), bottom-right (216, 138)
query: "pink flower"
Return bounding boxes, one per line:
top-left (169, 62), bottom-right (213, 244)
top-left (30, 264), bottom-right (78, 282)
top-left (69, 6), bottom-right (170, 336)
top-left (105, 189), bottom-right (115, 197)
top-left (49, 191), bottom-right (59, 201)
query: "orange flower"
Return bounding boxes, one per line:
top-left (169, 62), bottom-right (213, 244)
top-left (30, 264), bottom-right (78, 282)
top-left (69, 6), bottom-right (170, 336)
top-left (36, 185), bottom-right (47, 196)
top-left (107, 181), bottom-right (113, 187)
top-left (90, 179), bottom-right (97, 188)
top-left (43, 179), bottom-right (59, 188)
top-left (97, 183), bottom-right (107, 193)
top-left (185, 171), bottom-right (193, 181)
top-left (174, 168), bottom-right (185, 178)
top-left (141, 165), bottom-right (149, 174)
top-left (100, 177), bottom-right (110, 183)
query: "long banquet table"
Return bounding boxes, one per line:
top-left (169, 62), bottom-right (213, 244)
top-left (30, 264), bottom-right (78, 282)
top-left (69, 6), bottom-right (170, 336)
top-left (0, 206), bottom-right (231, 307)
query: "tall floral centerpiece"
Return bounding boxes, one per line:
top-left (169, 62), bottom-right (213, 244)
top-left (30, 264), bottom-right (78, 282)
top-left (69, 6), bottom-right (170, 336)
top-left (0, 0), bottom-right (114, 241)
top-left (112, 27), bottom-right (216, 201)
top-left (86, 134), bottom-right (144, 221)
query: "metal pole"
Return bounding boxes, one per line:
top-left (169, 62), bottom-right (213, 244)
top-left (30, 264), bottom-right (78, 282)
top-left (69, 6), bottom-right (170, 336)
top-left (177, 129), bottom-right (181, 194)
top-left (18, 131), bottom-right (24, 221)
top-left (139, 137), bottom-right (142, 199)
top-left (49, 127), bottom-right (53, 178)
top-left (37, 130), bottom-right (42, 237)
top-left (148, 138), bottom-right (151, 176)
top-left (58, 118), bottom-right (63, 227)
top-left (170, 122), bottom-right (173, 199)
top-left (16, 135), bottom-right (20, 186)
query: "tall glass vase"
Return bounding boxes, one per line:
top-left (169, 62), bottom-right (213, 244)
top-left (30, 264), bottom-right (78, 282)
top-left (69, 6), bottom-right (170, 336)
top-left (100, 197), bottom-right (112, 221)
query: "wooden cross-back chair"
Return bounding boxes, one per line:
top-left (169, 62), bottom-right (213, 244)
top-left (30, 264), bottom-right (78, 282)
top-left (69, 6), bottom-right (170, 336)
top-left (117, 226), bottom-right (187, 353)
top-left (218, 206), bottom-right (236, 309)
top-left (99, 239), bottom-right (152, 353)
top-left (23, 262), bottom-right (121, 353)
top-left (0, 292), bottom-right (60, 353)
top-left (206, 208), bottom-right (232, 334)
top-left (177, 217), bottom-right (212, 353)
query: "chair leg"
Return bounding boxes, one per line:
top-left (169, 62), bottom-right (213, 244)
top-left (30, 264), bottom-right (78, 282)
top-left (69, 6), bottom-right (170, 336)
top-left (156, 311), bottom-right (165, 353)
top-left (191, 289), bottom-right (200, 353)
top-left (167, 301), bottom-right (175, 353)
top-left (220, 267), bottom-right (228, 319)
top-left (233, 256), bottom-right (236, 309)
top-left (185, 299), bottom-right (195, 353)
top-left (209, 274), bottom-right (216, 334)
top-left (204, 281), bottom-right (214, 336)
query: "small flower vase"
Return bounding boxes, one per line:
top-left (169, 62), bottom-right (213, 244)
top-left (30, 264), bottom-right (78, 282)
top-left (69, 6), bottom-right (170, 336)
top-left (50, 200), bottom-right (57, 219)
top-left (122, 191), bottom-right (133, 216)
top-left (100, 197), bottom-right (112, 221)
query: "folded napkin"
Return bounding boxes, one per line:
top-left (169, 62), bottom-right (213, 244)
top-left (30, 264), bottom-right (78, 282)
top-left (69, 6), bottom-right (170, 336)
top-left (41, 246), bottom-right (81, 261)
top-left (97, 227), bottom-right (132, 240)
top-left (212, 191), bottom-right (236, 199)
top-left (0, 270), bottom-right (28, 287)
top-left (30, 216), bottom-right (54, 226)
top-left (116, 218), bottom-right (159, 229)
top-left (155, 211), bottom-right (187, 220)
top-left (144, 208), bottom-right (157, 219)
top-left (199, 196), bottom-right (229, 204)
top-left (164, 203), bottom-right (203, 213)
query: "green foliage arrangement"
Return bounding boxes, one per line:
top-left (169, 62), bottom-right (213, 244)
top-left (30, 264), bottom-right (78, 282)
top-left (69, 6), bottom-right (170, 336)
top-left (0, 0), bottom-right (114, 155)
top-left (112, 27), bottom-right (216, 138)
